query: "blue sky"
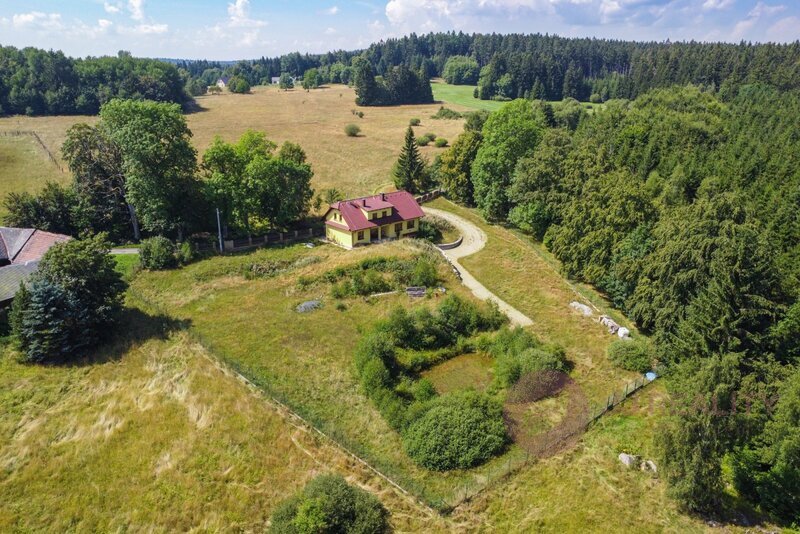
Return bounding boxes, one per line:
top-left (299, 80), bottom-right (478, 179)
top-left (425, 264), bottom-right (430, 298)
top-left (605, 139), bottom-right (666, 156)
top-left (0, 1), bottom-right (797, 60)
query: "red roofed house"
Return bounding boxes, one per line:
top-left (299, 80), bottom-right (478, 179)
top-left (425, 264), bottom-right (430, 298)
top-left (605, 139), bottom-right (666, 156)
top-left (0, 228), bottom-right (71, 304)
top-left (324, 191), bottom-right (424, 249)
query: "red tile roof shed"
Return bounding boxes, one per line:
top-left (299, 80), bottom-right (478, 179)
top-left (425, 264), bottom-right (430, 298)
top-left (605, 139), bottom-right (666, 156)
top-left (325, 191), bottom-right (425, 232)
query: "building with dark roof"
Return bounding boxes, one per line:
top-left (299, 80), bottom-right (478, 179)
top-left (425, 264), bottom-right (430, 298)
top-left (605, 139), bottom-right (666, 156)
top-left (0, 228), bottom-right (71, 303)
top-left (323, 191), bottom-right (424, 249)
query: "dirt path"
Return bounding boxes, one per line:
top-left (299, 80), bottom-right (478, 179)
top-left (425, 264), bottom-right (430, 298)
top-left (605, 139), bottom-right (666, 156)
top-left (424, 207), bottom-right (533, 328)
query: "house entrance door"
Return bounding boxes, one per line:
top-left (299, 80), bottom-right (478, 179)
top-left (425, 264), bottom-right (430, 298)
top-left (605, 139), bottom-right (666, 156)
top-left (370, 228), bottom-right (379, 241)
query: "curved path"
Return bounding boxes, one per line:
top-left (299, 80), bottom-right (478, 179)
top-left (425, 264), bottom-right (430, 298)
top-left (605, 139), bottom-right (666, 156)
top-left (424, 206), bottom-right (533, 327)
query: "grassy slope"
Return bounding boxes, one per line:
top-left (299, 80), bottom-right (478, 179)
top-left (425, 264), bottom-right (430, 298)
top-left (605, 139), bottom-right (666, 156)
top-left (0, 135), bottom-right (69, 216)
top-left (0, 85), bottom-right (463, 203)
top-left (426, 197), bottom-right (638, 403)
top-left (0, 307), bottom-right (446, 532)
top-left (431, 80), bottom-right (509, 112)
top-left (128, 240), bottom-right (534, 508)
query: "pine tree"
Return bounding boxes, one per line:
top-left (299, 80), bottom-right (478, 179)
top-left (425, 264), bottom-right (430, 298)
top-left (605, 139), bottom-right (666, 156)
top-left (393, 126), bottom-right (428, 193)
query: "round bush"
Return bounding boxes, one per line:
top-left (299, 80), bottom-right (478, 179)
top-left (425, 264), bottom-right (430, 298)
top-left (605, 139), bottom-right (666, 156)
top-left (409, 117), bottom-right (421, 126)
top-left (423, 132), bottom-right (436, 142)
top-left (138, 236), bottom-right (177, 270)
top-left (434, 137), bottom-right (448, 148)
top-left (270, 474), bottom-right (389, 534)
top-left (607, 338), bottom-right (653, 373)
top-left (402, 391), bottom-right (507, 470)
top-left (416, 136), bottom-right (430, 147)
top-left (345, 123), bottom-right (361, 137)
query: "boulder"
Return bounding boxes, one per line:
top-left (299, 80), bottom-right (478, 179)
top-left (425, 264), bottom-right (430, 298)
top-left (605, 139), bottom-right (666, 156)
top-left (570, 301), bottom-right (593, 317)
top-left (617, 327), bottom-right (631, 339)
top-left (618, 452), bottom-right (638, 468)
top-left (643, 460), bottom-right (657, 473)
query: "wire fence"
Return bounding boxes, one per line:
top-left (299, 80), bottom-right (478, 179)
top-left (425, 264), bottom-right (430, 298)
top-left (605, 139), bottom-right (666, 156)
top-left (0, 130), bottom-right (66, 173)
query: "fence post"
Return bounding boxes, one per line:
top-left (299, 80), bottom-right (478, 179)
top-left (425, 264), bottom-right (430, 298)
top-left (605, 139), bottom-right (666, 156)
top-left (280, 232), bottom-right (284, 243)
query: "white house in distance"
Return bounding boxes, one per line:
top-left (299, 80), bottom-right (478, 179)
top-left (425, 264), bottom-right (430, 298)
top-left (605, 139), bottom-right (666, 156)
top-left (216, 77), bottom-right (230, 89)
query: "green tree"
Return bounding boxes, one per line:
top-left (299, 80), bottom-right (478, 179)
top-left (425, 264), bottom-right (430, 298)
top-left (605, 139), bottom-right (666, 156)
top-left (393, 126), bottom-right (429, 193)
top-left (471, 99), bottom-right (547, 220)
top-left (3, 183), bottom-right (80, 236)
top-left (12, 234), bottom-right (126, 363)
top-left (228, 76), bottom-right (250, 94)
top-left (301, 68), bottom-right (320, 90)
top-left (437, 130), bottom-right (482, 205)
top-left (99, 99), bottom-right (200, 239)
top-left (278, 72), bottom-right (294, 90)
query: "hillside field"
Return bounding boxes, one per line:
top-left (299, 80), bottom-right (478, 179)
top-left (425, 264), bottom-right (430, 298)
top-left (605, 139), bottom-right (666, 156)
top-left (0, 84), bottom-right (464, 207)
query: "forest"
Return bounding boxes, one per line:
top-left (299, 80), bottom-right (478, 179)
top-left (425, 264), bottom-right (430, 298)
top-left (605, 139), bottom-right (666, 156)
top-left (435, 83), bottom-right (800, 523)
top-left (0, 47), bottom-right (188, 115)
top-left (178, 32), bottom-right (800, 103)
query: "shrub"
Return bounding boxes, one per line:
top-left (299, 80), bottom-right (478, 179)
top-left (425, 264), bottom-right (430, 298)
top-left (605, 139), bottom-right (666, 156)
top-left (416, 136), bottom-right (430, 147)
top-left (409, 117), bottom-right (421, 126)
top-left (176, 241), bottom-right (195, 265)
top-left (344, 123), bottom-right (361, 137)
top-left (590, 93), bottom-right (602, 103)
top-left (607, 338), bottom-right (653, 373)
top-left (410, 259), bottom-right (438, 287)
top-left (488, 327), bottom-right (569, 387)
top-left (11, 234), bottom-right (126, 363)
top-left (434, 137), bottom-right (448, 148)
top-left (402, 391), bottom-right (507, 470)
top-left (270, 474), bottom-right (389, 534)
top-left (430, 106), bottom-right (462, 120)
top-left (423, 132), bottom-right (436, 142)
top-left (139, 236), bottom-right (177, 270)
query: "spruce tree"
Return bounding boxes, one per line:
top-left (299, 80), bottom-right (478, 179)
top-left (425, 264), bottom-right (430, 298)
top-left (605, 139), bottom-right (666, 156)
top-left (393, 126), bottom-right (428, 193)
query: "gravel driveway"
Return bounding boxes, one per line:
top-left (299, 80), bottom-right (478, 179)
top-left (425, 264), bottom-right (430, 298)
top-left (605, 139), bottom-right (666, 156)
top-left (424, 206), bottom-right (533, 327)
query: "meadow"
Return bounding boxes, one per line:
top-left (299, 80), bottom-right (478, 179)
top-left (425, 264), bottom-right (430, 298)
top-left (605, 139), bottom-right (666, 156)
top-left (0, 84), bottom-right (464, 205)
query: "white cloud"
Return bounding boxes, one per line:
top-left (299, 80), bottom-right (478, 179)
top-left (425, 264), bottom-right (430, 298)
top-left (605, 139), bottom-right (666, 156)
top-left (321, 6), bottom-right (340, 15)
top-left (748, 2), bottom-right (785, 18)
top-left (730, 1), bottom-right (786, 40)
top-left (227, 0), bottom-right (266, 28)
top-left (325, 26), bottom-right (338, 34)
top-left (119, 22), bottom-right (168, 35)
top-left (702, 0), bottom-right (734, 10)
top-left (11, 12), bottom-right (64, 30)
top-left (104, 2), bottom-right (122, 14)
top-left (767, 15), bottom-right (800, 42)
top-left (128, 0), bottom-right (145, 21)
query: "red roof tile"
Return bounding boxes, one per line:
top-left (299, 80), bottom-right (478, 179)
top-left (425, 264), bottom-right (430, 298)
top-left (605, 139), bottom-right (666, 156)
top-left (325, 191), bottom-right (424, 232)
top-left (13, 230), bottom-right (71, 264)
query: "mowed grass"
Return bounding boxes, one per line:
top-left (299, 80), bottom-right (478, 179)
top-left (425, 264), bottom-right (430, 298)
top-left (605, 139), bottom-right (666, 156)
top-left (0, 85), bottom-right (464, 203)
top-left (129, 240), bottom-right (530, 508)
top-left (0, 308), bottom-right (448, 532)
top-left (431, 79), bottom-right (509, 112)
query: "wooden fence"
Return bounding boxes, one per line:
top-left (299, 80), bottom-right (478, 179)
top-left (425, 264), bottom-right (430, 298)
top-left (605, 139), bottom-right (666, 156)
top-left (224, 227), bottom-right (323, 251)
top-left (587, 373), bottom-right (657, 424)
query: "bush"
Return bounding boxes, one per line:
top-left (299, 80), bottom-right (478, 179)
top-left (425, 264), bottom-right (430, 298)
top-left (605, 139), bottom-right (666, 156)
top-left (590, 93), bottom-right (602, 103)
top-left (434, 137), bottom-right (448, 148)
top-left (11, 234), bottom-right (126, 363)
top-left (410, 259), bottom-right (438, 287)
top-left (270, 474), bottom-right (390, 534)
top-left (344, 123), bottom-right (361, 137)
top-left (487, 327), bottom-right (569, 387)
top-left (416, 136), bottom-right (430, 147)
top-left (423, 132), bottom-right (436, 142)
top-left (139, 236), bottom-right (177, 270)
top-left (430, 106), bottom-right (462, 120)
top-left (607, 338), bottom-right (653, 373)
top-left (402, 391), bottom-right (507, 470)
top-left (176, 241), bottom-right (195, 265)
top-left (409, 117), bottom-right (421, 126)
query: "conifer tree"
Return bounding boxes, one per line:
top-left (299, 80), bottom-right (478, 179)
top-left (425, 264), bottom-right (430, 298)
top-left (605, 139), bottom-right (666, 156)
top-left (393, 126), bottom-right (428, 193)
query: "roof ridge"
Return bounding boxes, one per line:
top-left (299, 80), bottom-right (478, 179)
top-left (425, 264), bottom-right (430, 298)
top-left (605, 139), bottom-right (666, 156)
top-left (11, 229), bottom-right (36, 262)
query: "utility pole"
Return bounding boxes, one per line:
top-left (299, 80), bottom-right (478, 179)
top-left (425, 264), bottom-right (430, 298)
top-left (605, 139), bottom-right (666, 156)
top-left (216, 208), bottom-right (224, 253)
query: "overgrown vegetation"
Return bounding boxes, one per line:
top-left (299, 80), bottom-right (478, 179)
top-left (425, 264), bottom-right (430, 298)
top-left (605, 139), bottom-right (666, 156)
top-left (607, 339), bottom-right (654, 373)
top-left (270, 474), bottom-right (390, 533)
top-left (480, 327), bottom-right (569, 388)
top-left (354, 294), bottom-right (509, 470)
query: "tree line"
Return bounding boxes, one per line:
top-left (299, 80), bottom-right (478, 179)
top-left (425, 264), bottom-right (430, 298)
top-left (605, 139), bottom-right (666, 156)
top-left (434, 84), bottom-right (800, 524)
top-left (0, 47), bottom-right (188, 115)
top-left (4, 99), bottom-right (315, 244)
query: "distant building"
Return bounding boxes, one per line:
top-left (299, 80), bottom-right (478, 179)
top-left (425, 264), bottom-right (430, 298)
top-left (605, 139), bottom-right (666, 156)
top-left (271, 76), bottom-right (281, 85)
top-left (0, 228), bottom-right (71, 304)
top-left (216, 77), bottom-right (230, 89)
top-left (324, 191), bottom-right (424, 249)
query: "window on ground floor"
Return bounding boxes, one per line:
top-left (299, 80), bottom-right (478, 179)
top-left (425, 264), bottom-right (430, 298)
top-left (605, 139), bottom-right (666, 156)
top-left (407, 219), bottom-right (415, 229)
top-left (395, 223), bottom-right (402, 234)
top-left (357, 230), bottom-right (364, 240)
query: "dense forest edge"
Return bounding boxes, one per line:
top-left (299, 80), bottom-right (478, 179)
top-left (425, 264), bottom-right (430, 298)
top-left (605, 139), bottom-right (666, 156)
top-left (2, 32), bottom-right (800, 115)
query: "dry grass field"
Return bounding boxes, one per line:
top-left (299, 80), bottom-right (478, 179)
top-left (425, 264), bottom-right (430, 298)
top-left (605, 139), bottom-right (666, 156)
top-left (0, 84), bottom-right (465, 205)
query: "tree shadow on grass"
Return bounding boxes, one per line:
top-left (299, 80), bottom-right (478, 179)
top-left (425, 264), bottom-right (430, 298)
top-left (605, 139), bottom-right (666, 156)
top-left (61, 307), bottom-right (191, 367)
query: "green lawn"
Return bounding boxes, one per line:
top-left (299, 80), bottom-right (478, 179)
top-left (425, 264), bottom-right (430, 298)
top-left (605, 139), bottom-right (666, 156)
top-left (0, 135), bottom-right (68, 216)
top-left (431, 80), bottom-right (606, 114)
top-left (422, 353), bottom-right (494, 394)
top-left (431, 80), bottom-right (509, 111)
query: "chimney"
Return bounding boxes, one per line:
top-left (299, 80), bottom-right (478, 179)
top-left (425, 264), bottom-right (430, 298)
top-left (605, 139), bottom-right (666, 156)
top-left (381, 192), bottom-right (385, 201)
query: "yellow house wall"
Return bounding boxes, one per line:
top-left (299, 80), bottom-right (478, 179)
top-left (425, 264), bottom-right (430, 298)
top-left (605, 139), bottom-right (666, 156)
top-left (326, 225), bottom-right (353, 248)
